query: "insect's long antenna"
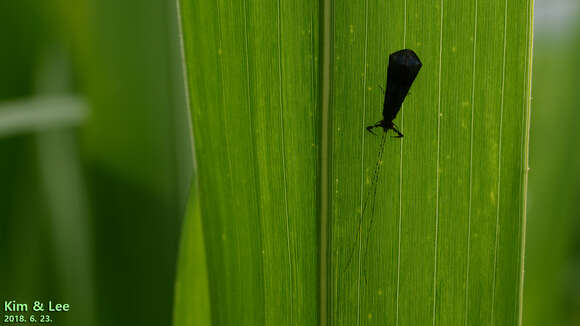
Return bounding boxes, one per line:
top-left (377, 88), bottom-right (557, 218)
top-left (343, 132), bottom-right (388, 272)
top-left (362, 132), bottom-right (387, 282)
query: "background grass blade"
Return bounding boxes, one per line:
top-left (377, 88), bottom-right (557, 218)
top-left (0, 96), bottom-right (87, 137)
top-left (176, 0), bottom-right (532, 324)
top-left (173, 184), bottom-right (212, 326)
top-left (523, 12), bottom-right (580, 326)
top-left (176, 0), bottom-right (320, 324)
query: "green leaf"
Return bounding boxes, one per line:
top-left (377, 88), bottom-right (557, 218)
top-left (173, 185), bottom-right (212, 326)
top-left (175, 0), bottom-right (533, 324)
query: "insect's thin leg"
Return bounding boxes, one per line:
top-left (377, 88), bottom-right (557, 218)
top-left (391, 123), bottom-right (404, 138)
top-left (377, 84), bottom-right (385, 94)
top-left (366, 120), bottom-right (384, 135)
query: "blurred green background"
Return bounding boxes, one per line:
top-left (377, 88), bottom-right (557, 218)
top-left (0, 0), bottom-right (191, 325)
top-left (0, 0), bottom-right (578, 325)
top-left (523, 0), bottom-right (580, 325)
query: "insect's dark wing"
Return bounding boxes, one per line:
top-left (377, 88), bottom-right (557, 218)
top-left (383, 49), bottom-right (422, 121)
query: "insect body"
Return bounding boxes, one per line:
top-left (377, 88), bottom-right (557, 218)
top-left (343, 49), bottom-right (423, 279)
top-left (366, 49), bottom-right (422, 137)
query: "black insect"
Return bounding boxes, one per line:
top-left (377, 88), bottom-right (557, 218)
top-left (343, 49), bottom-right (422, 281)
top-left (366, 49), bottom-right (422, 137)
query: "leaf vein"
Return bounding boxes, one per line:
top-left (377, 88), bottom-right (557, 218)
top-left (465, 0), bottom-right (478, 324)
top-left (276, 1), bottom-right (294, 324)
top-left (432, 0), bottom-right (444, 324)
top-left (490, 0), bottom-right (509, 323)
top-left (396, 1), bottom-right (407, 324)
top-left (357, 0), bottom-right (370, 324)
